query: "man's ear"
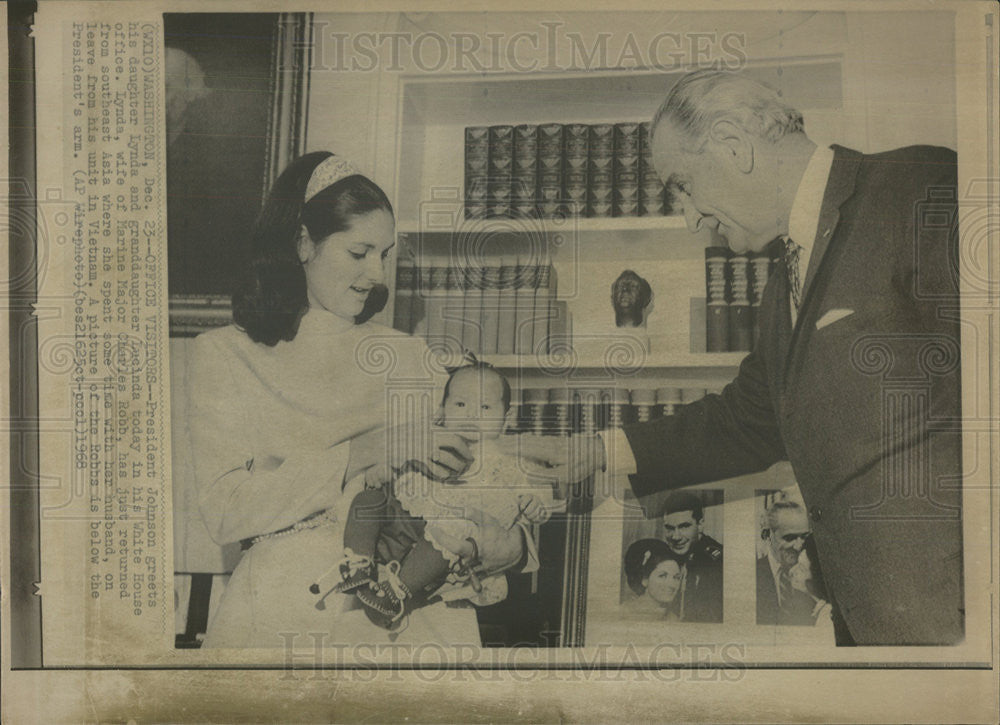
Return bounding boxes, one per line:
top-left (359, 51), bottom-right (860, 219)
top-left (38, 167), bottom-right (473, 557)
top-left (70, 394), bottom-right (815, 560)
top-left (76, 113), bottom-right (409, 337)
top-left (297, 227), bottom-right (314, 264)
top-left (709, 119), bottom-right (754, 174)
top-left (432, 405), bottom-right (445, 426)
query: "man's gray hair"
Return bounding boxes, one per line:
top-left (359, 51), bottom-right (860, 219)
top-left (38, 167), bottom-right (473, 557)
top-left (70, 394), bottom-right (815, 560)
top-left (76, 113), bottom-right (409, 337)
top-left (764, 498), bottom-right (805, 531)
top-left (652, 69), bottom-right (804, 150)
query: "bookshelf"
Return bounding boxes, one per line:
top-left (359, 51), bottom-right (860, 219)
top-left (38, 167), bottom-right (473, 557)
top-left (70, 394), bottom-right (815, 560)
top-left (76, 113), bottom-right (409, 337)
top-left (387, 56), bottom-right (843, 379)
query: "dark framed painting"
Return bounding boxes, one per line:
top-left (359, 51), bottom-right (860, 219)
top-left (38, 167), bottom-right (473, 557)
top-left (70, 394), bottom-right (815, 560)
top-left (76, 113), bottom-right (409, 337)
top-left (164, 12), bottom-right (311, 335)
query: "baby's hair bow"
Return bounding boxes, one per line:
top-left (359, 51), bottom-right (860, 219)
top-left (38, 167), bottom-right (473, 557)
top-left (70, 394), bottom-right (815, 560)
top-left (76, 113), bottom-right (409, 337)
top-left (445, 349), bottom-right (497, 375)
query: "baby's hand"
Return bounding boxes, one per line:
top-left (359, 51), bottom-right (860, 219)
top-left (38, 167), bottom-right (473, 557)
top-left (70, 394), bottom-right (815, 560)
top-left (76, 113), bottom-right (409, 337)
top-left (363, 463), bottom-right (391, 490)
top-left (516, 493), bottom-right (552, 525)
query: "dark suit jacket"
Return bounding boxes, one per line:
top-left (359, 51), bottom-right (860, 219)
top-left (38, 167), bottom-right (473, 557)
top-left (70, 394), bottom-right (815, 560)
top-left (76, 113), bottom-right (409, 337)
top-left (683, 534), bottom-right (724, 623)
top-left (625, 145), bottom-right (963, 645)
top-left (756, 556), bottom-right (819, 627)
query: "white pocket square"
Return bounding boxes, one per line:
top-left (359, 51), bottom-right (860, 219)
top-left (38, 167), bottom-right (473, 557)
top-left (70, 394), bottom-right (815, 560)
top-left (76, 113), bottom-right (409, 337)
top-left (815, 308), bottom-right (855, 330)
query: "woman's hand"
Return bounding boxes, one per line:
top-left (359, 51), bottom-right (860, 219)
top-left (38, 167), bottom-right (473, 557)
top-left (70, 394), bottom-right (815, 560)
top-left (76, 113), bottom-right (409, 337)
top-left (430, 508), bottom-right (525, 575)
top-left (468, 509), bottom-right (526, 574)
top-left (347, 423), bottom-right (475, 483)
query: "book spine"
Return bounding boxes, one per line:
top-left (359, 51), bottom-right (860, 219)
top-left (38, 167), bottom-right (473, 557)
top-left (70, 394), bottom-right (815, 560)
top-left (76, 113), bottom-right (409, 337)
top-left (656, 387), bottom-right (681, 418)
top-left (523, 388), bottom-right (550, 435)
top-left (587, 124), bottom-right (614, 218)
top-left (749, 251), bottom-right (772, 348)
top-left (537, 123), bottom-right (564, 219)
top-left (576, 388), bottom-right (601, 435)
top-left (487, 125), bottom-right (514, 218)
top-left (705, 246), bottom-right (731, 352)
top-left (531, 260), bottom-right (553, 355)
top-left (463, 264), bottom-right (485, 354)
top-left (496, 256), bottom-right (517, 355)
top-left (639, 122), bottom-right (666, 216)
top-left (513, 254), bottom-right (535, 356)
top-left (441, 266), bottom-right (465, 353)
top-left (630, 388), bottom-right (657, 423)
top-left (613, 122), bottom-right (640, 217)
top-left (550, 388), bottom-right (572, 436)
top-left (563, 123), bottom-right (589, 218)
top-left (411, 262), bottom-right (431, 339)
top-left (480, 260), bottom-right (502, 355)
top-left (391, 256), bottom-right (415, 334)
top-left (464, 127), bottom-right (489, 220)
top-left (424, 262), bottom-right (448, 345)
top-left (664, 182), bottom-right (679, 216)
top-left (452, 264), bottom-right (472, 352)
top-left (728, 252), bottom-right (753, 352)
top-left (512, 124), bottom-right (538, 219)
top-left (508, 389), bottom-right (525, 433)
top-left (607, 388), bottom-right (630, 428)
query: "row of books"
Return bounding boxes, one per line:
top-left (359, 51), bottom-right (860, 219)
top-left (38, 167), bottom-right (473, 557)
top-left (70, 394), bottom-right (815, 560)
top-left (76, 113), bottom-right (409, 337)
top-left (464, 122), bottom-right (675, 220)
top-left (392, 255), bottom-right (565, 355)
top-left (704, 247), bottom-right (781, 352)
top-left (509, 385), bottom-right (722, 434)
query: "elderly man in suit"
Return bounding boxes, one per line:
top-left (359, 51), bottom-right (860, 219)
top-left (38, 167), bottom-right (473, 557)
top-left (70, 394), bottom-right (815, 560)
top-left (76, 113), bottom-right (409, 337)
top-left (505, 69), bottom-right (963, 646)
top-left (756, 499), bottom-right (820, 627)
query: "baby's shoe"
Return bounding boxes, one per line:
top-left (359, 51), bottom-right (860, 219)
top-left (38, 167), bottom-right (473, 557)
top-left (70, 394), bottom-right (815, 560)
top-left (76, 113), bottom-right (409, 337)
top-left (309, 550), bottom-right (376, 609)
top-left (356, 561), bottom-right (410, 630)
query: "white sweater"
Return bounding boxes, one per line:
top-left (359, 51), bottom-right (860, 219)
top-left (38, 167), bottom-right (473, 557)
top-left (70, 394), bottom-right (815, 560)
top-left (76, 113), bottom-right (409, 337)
top-left (187, 308), bottom-right (443, 545)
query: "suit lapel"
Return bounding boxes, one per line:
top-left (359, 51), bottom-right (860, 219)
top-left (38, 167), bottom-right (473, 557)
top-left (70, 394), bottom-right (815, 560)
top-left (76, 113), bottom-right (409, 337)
top-left (800, 146), bottom-right (863, 300)
top-left (782, 146), bottom-right (863, 383)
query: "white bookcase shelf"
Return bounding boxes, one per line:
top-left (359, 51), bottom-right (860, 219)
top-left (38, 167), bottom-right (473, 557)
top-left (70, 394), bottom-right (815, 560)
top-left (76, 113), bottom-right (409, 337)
top-left (482, 352), bottom-right (746, 371)
top-left (398, 213), bottom-right (689, 236)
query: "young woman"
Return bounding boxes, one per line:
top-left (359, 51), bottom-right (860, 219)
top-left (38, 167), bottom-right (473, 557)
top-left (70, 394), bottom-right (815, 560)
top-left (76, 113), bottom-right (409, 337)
top-left (187, 152), bottom-right (526, 648)
top-left (622, 538), bottom-right (685, 621)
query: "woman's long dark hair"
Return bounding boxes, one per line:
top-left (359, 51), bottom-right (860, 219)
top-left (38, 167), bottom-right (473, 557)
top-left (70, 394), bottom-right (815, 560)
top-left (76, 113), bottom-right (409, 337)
top-left (232, 151), bottom-right (394, 345)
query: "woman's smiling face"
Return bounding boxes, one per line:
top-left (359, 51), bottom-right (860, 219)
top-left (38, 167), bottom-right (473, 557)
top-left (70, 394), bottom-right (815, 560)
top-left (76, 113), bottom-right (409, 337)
top-left (300, 210), bottom-right (395, 321)
top-left (642, 559), bottom-right (683, 606)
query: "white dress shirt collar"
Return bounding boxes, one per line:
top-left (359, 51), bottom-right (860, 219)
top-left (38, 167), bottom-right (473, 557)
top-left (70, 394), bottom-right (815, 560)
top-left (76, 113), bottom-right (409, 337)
top-left (787, 144), bottom-right (836, 264)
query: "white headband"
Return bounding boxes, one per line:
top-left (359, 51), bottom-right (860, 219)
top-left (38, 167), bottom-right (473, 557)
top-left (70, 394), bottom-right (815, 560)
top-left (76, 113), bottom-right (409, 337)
top-left (304, 155), bottom-right (362, 203)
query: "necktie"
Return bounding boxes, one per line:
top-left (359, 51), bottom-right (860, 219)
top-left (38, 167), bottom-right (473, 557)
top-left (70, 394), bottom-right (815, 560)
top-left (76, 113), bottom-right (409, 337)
top-left (783, 237), bottom-right (802, 311)
top-left (778, 567), bottom-right (794, 609)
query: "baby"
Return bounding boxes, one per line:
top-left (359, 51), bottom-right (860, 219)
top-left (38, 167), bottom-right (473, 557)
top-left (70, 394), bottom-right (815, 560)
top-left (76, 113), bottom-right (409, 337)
top-left (311, 361), bottom-right (558, 629)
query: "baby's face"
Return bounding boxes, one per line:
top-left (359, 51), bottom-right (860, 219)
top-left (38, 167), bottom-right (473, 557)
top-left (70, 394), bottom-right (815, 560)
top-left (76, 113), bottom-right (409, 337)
top-left (441, 369), bottom-right (508, 439)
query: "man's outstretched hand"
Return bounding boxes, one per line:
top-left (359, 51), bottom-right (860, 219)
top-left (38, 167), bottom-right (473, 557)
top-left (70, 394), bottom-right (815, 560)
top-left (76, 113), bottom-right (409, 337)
top-left (497, 433), bottom-right (607, 500)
